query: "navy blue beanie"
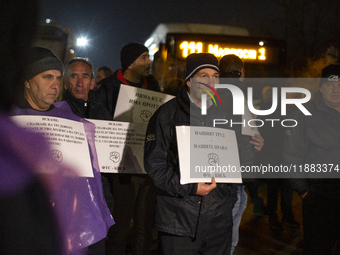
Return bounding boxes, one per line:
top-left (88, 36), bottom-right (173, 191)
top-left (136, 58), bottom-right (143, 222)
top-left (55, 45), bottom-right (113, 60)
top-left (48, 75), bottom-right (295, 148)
top-left (185, 53), bottom-right (219, 82)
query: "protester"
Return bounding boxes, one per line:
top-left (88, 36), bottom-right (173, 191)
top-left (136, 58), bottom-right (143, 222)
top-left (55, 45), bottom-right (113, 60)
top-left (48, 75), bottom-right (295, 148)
top-left (283, 64), bottom-right (340, 254)
top-left (95, 42), bottom-right (160, 255)
top-left (63, 57), bottom-right (114, 215)
top-left (12, 47), bottom-right (114, 255)
top-left (144, 53), bottom-right (241, 254)
top-left (94, 66), bottom-right (114, 92)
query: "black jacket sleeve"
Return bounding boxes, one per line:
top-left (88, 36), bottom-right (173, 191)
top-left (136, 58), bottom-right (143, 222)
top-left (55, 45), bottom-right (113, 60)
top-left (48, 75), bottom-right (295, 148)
top-left (144, 104), bottom-right (198, 198)
top-left (282, 110), bottom-right (309, 196)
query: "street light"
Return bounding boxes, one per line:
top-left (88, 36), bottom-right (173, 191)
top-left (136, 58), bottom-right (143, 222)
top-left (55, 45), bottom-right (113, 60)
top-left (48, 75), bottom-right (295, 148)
top-left (77, 37), bottom-right (88, 47)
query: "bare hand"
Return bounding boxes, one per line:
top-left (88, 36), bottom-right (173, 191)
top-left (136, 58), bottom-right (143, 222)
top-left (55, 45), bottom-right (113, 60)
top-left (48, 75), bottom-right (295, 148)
top-left (196, 178), bottom-right (217, 196)
top-left (250, 133), bottom-right (264, 151)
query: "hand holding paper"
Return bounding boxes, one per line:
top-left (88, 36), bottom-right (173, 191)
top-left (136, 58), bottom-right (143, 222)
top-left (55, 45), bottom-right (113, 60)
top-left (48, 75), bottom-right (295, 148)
top-left (196, 178), bottom-right (217, 196)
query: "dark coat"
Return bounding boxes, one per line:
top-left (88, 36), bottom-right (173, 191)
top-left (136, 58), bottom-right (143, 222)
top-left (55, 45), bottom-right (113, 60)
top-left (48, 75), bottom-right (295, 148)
top-left (62, 89), bottom-right (111, 120)
top-left (283, 91), bottom-right (340, 197)
top-left (144, 85), bottom-right (241, 237)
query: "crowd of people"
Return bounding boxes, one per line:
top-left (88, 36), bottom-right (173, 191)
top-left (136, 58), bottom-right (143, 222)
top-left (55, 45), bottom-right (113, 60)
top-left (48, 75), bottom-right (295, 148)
top-left (2, 2), bottom-right (340, 255)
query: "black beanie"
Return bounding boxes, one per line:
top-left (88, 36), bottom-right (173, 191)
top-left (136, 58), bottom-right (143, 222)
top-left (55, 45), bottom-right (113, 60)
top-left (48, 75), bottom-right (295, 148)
top-left (120, 43), bottom-right (149, 70)
top-left (23, 47), bottom-right (64, 81)
top-left (185, 53), bottom-right (219, 82)
top-left (320, 64), bottom-right (340, 87)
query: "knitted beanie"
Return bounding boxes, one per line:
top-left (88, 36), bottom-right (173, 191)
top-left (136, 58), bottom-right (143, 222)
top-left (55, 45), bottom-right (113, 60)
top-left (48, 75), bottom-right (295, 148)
top-left (23, 47), bottom-right (64, 81)
top-left (120, 43), bottom-right (148, 70)
top-left (185, 53), bottom-right (219, 82)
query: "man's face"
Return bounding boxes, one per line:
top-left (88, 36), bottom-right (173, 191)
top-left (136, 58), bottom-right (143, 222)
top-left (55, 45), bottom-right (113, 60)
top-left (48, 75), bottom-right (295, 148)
top-left (24, 70), bottom-right (61, 111)
top-left (187, 68), bottom-right (219, 106)
top-left (95, 69), bottom-right (105, 84)
top-left (320, 81), bottom-right (340, 109)
top-left (65, 62), bottom-right (94, 101)
top-left (129, 52), bottom-right (152, 79)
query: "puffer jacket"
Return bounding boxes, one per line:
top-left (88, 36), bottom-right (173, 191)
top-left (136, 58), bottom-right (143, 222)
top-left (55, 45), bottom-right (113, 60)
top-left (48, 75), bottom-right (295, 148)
top-left (144, 85), bottom-right (241, 238)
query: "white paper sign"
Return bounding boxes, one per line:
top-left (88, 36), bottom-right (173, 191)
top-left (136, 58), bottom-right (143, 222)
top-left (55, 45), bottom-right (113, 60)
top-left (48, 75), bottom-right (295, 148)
top-left (176, 126), bottom-right (242, 184)
top-left (87, 119), bottom-right (147, 174)
top-left (11, 115), bottom-right (93, 177)
top-left (242, 102), bottom-right (260, 136)
top-left (114, 85), bottom-right (174, 123)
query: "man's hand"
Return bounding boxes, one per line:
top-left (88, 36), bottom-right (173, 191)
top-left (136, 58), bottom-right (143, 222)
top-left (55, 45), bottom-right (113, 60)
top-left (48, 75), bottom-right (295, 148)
top-left (196, 178), bottom-right (217, 196)
top-left (250, 133), bottom-right (264, 151)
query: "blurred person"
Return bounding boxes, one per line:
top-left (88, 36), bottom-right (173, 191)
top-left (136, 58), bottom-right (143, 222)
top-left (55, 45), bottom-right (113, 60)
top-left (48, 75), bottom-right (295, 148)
top-left (95, 42), bottom-right (160, 255)
top-left (258, 86), bottom-right (299, 230)
top-left (283, 64), bottom-right (340, 254)
top-left (219, 54), bottom-right (265, 253)
top-left (0, 1), bottom-right (64, 254)
top-left (63, 57), bottom-right (114, 218)
top-left (94, 66), bottom-right (114, 92)
top-left (144, 53), bottom-right (241, 254)
top-left (12, 47), bottom-right (114, 255)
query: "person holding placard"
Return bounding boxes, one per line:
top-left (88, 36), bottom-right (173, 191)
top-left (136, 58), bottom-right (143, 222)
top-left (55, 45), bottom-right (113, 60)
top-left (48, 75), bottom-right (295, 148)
top-left (95, 43), bottom-right (160, 255)
top-left (12, 47), bottom-right (114, 255)
top-left (144, 53), bottom-right (242, 254)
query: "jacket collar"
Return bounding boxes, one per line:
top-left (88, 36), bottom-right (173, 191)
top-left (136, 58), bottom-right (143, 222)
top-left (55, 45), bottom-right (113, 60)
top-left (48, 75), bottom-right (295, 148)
top-left (117, 69), bottom-right (148, 89)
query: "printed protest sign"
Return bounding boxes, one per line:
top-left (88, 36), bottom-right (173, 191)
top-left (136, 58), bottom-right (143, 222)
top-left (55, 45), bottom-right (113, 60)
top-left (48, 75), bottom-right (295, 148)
top-left (176, 126), bottom-right (242, 184)
top-left (87, 119), bottom-right (147, 174)
top-left (114, 85), bottom-right (174, 123)
top-left (12, 115), bottom-right (93, 177)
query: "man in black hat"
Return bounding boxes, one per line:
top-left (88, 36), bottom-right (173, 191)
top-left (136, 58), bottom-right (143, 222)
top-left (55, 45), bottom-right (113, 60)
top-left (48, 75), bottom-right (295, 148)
top-left (95, 42), bottom-right (160, 116)
top-left (283, 64), bottom-right (340, 254)
top-left (95, 43), bottom-right (160, 255)
top-left (144, 53), bottom-right (240, 254)
top-left (14, 47), bottom-right (114, 255)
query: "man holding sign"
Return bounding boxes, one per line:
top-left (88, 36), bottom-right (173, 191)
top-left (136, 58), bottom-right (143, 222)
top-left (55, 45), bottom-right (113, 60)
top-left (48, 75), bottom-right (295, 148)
top-left (12, 47), bottom-right (114, 255)
top-left (95, 43), bottom-right (160, 255)
top-left (144, 53), bottom-right (246, 254)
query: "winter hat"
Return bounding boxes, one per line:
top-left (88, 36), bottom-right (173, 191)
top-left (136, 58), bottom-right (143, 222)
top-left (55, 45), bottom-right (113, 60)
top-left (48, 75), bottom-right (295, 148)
top-left (23, 47), bottom-right (64, 81)
top-left (120, 43), bottom-right (149, 70)
top-left (320, 64), bottom-right (340, 87)
top-left (185, 53), bottom-right (219, 82)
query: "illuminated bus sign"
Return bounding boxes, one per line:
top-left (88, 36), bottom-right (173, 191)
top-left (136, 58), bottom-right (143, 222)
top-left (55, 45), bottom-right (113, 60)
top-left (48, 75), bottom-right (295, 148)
top-left (178, 41), bottom-right (266, 61)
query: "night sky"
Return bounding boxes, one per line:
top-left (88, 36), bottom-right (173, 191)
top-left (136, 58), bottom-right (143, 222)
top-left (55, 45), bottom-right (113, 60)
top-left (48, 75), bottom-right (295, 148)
top-left (41, 0), bottom-right (283, 71)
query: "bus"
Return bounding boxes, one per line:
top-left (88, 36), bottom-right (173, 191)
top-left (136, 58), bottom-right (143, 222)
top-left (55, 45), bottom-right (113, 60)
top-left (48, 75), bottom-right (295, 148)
top-left (145, 23), bottom-right (286, 95)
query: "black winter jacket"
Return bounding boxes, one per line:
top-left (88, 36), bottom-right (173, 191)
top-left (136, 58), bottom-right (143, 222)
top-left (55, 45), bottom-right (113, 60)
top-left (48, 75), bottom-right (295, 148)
top-left (144, 85), bottom-right (242, 237)
top-left (62, 90), bottom-right (111, 120)
top-left (283, 91), bottom-right (340, 197)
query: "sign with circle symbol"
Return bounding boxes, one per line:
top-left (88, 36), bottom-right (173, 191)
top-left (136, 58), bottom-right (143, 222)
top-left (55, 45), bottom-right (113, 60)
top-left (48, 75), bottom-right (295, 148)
top-left (51, 149), bottom-right (63, 163)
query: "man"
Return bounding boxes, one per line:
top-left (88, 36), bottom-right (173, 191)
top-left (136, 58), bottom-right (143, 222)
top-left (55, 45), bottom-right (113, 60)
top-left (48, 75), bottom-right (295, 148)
top-left (94, 66), bottom-right (114, 91)
top-left (219, 54), bottom-right (265, 253)
top-left (63, 57), bottom-right (114, 215)
top-left (144, 53), bottom-right (246, 254)
top-left (95, 42), bottom-right (160, 255)
top-left (63, 57), bottom-right (112, 120)
top-left (283, 64), bottom-right (340, 254)
top-left (13, 47), bottom-right (114, 255)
